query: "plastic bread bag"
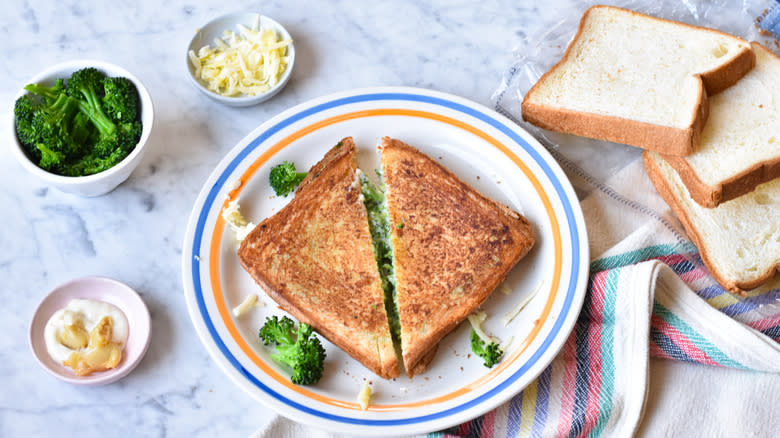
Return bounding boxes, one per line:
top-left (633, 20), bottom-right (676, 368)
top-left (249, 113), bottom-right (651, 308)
top-left (492, 0), bottom-right (780, 199)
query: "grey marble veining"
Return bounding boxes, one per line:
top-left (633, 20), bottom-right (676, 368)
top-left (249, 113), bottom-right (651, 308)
top-left (0, 0), bottom-right (546, 436)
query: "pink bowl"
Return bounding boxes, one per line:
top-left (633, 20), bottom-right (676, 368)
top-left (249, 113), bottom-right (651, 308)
top-left (29, 276), bottom-right (151, 385)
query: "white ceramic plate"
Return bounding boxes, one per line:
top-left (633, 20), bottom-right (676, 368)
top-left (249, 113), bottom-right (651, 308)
top-left (182, 87), bottom-right (588, 435)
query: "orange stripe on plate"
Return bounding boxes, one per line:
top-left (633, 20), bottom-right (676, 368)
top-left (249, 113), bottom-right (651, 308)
top-left (208, 109), bottom-right (563, 411)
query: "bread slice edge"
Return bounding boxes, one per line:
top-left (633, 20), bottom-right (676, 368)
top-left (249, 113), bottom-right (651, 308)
top-left (661, 42), bottom-right (780, 207)
top-left (642, 151), bottom-right (779, 295)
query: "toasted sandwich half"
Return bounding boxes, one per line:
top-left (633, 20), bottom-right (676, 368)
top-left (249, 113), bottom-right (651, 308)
top-left (238, 137), bottom-right (400, 379)
top-left (379, 137), bottom-right (536, 376)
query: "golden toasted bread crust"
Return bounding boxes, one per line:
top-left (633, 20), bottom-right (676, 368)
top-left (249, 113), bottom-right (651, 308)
top-left (238, 138), bottom-right (400, 379)
top-left (521, 5), bottom-right (755, 156)
top-left (380, 137), bottom-right (535, 375)
top-left (642, 151), bottom-right (779, 296)
top-left (406, 345), bottom-right (437, 378)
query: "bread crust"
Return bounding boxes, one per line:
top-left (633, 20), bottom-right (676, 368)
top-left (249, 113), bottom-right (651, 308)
top-left (522, 101), bottom-right (705, 156)
top-left (662, 153), bottom-right (780, 208)
top-left (642, 151), bottom-right (779, 295)
top-left (522, 5), bottom-right (755, 156)
top-left (406, 345), bottom-right (437, 378)
top-left (661, 42), bottom-right (780, 207)
top-left (380, 137), bottom-right (535, 376)
top-left (238, 137), bottom-right (400, 379)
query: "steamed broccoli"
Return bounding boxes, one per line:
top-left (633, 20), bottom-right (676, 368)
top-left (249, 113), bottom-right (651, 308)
top-left (23, 78), bottom-right (66, 102)
top-left (103, 76), bottom-right (139, 123)
top-left (470, 329), bottom-right (503, 368)
top-left (17, 87), bottom-right (82, 170)
top-left (36, 143), bottom-right (66, 170)
top-left (269, 161), bottom-right (308, 197)
top-left (67, 67), bottom-right (141, 157)
top-left (468, 311), bottom-right (504, 368)
top-left (60, 147), bottom-right (129, 177)
top-left (259, 316), bottom-right (326, 385)
top-left (14, 67), bottom-right (143, 177)
top-left (14, 95), bottom-right (39, 149)
top-left (69, 111), bottom-right (92, 146)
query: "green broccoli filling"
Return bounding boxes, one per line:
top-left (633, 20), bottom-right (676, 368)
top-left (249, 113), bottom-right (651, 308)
top-left (359, 171), bottom-right (401, 345)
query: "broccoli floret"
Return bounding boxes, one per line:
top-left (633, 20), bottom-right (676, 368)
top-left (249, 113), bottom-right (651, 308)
top-left (69, 111), bottom-right (92, 146)
top-left (103, 77), bottom-right (139, 123)
top-left (14, 94), bottom-right (38, 147)
top-left (17, 90), bottom-right (82, 170)
top-left (269, 161), bottom-right (308, 196)
top-left (32, 92), bottom-right (81, 144)
top-left (470, 329), bottom-right (503, 368)
top-left (67, 68), bottom-right (107, 111)
top-left (24, 78), bottom-right (66, 103)
top-left (259, 316), bottom-right (326, 385)
top-left (36, 144), bottom-right (66, 171)
top-left (118, 120), bottom-right (143, 150)
top-left (68, 67), bottom-right (141, 157)
top-left (61, 147), bottom-right (130, 177)
top-left (468, 311), bottom-right (504, 368)
top-left (67, 68), bottom-right (115, 143)
top-left (259, 315), bottom-right (296, 344)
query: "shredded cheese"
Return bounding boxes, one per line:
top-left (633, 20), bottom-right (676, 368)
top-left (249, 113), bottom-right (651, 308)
top-left (232, 294), bottom-right (261, 317)
top-left (499, 336), bottom-right (514, 353)
top-left (499, 284), bottom-right (512, 295)
top-left (357, 381), bottom-right (372, 410)
top-left (221, 200), bottom-right (256, 242)
top-left (502, 282), bottom-right (542, 326)
top-left (189, 17), bottom-right (292, 97)
top-left (467, 311), bottom-right (499, 344)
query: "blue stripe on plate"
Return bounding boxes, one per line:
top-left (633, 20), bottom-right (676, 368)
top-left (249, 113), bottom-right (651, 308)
top-left (190, 91), bottom-right (583, 426)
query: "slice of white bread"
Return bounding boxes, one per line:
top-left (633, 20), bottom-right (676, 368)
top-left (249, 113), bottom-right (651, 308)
top-left (643, 151), bottom-right (780, 295)
top-left (661, 42), bottom-right (780, 207)
top-left (522, 5), bottom-right (755, 156)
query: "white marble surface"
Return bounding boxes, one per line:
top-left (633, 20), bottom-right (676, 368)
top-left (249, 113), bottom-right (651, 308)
top-left (0, 1), bottom-right (551, 436)
top-left (3, 1), bottom-right (778, 437)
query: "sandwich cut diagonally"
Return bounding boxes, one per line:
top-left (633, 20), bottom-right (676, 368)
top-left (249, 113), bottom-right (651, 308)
top-left (379, 137), bottom-right (536, 377)
top-left (238, 137), bottom-right (400, 379)
top-left (238, 136), bottom-right (537, 380)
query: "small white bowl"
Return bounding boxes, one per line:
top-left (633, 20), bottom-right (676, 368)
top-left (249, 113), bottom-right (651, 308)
top-left (29, 276), bottom-right (152, 386)
top-left (8, 60), bottom-right (154, 197)
top-left (186, 13), bottom-right (295, 107)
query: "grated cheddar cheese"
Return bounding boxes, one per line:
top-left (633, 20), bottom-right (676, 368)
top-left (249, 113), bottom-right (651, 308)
top-left (189, 17), bottom-right (292, 97)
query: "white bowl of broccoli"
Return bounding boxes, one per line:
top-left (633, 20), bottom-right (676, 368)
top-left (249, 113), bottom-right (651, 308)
top-left (9, 59), bottom-right (154, 197)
